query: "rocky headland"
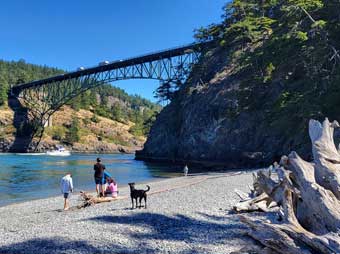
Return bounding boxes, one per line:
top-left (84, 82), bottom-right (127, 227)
top-left (136, 2), bottom-right (340, 169)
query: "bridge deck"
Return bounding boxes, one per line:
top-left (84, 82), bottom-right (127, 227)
top-left (12, 41), bottom-right (213, 93)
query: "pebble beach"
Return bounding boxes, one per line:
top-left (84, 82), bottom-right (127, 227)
top-left (0, 171), bottom-right (257, 254)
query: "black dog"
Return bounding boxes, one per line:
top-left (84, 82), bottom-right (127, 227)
top-left (128, 182), bottom-right (150, 209)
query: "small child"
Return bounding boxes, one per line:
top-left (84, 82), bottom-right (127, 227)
top-left (60, 173), bottom-right (73, 210)
top-left (105, 178), bottom-right (118, 198)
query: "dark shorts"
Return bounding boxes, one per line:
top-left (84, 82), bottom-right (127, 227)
top-left (94, 177), bottom-right (103, 185)
top-left (63, 193), bottom-right (69, 199)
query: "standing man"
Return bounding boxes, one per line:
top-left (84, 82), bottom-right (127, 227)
top-left (94, 157), bottom-right (106, 197)
top-left (60, 173), bottom-right (73, 211)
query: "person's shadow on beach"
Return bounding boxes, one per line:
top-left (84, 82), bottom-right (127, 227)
top-left (0, 237), bottom-right (157, 254)
top-left (0, 212), bottom-right (249, 254)
top-left (85, 212), bottom-right (246, 243)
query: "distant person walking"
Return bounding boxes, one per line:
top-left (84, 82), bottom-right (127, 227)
top-left (60, 173), bottom-right (73, 211)
top-left (94, 157), bottom-right (106, 197)
top-left (183, 165), bottom-right (189, 176)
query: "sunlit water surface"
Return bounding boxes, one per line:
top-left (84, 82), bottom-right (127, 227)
top-left (0, 153), bottom-right (183, 206)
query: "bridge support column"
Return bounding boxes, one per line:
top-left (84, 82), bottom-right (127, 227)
top-left (44, 115), bottom-right (52, 127)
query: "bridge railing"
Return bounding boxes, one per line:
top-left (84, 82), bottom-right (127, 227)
top-left (93, 41), bottom-right (211, 67)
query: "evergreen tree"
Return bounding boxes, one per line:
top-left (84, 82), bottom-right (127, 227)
top-left (0, 76), bottom-right (8, 106)
top-left (154, 81), bottom-right (179, 103)
top-left (65, 118), bottom-right (80, 144)
top-left (111, 104), bottom-right (123, 122)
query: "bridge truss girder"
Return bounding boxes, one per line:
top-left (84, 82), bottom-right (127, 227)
top-left (16, 50), bottom-right (200, 117)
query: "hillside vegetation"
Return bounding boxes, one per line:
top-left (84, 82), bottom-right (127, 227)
top-left (0, 59), bottom-right (161, 151)
top-left (137, 0), bottom-right (340, 167)
top-left (0, 105), bottom-right (145, 152)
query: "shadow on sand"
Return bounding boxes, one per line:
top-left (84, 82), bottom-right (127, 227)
top-left (85, 212), bottom-right (245, 243)
top-left (0, 237), bottom-right (157, 254)
top-left (0, 212), bottom-right (249, 254)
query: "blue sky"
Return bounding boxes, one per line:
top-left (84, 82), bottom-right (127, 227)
top-left (0, 0), bottom-right (226, 102)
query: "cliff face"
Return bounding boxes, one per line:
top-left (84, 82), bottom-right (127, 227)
top-left (136, 45), bottom-right (339, 168)
top-left (136, 0), bottom-right (340, 169)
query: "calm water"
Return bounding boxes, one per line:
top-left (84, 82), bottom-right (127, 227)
top-left (0, 153), bottom-right (182, 206)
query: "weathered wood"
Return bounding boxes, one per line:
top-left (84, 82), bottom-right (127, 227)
top-left (240, 215), bottom-right (338, 254)
top-left (309, 119), bottom-right (340, 199)
top-left (286, 151), bottom-right (340, 234)
top-left (234, 188), bottom-right (250, 201)
top-left (77, 191), bottom-right (121, 209)
top-left (234, 118), bottom-right (340, 253)
top-left (233, 192), bottom-right (276, 212)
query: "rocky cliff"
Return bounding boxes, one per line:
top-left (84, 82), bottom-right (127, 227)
top-left (136, 1), bottom-right (340, 168)
top-left (137, 47), bottom-right (290, 168)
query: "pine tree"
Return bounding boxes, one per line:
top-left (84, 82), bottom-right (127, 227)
top-left (0, 76), bottom-right (8, 106)
top-left (65, 118), bottom-right (80, 144)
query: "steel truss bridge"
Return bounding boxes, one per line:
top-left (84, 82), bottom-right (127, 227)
top-left (11, 41), bottom-right (212, 121)
top-left (8, 41), bottom-right (212, 151)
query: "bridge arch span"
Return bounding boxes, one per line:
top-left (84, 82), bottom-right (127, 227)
top-left (8, 41), bottom-right (213, 151)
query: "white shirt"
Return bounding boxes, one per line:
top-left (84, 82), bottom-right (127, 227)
top-left (183, 166), bottom-right (188, 176)
top-left (60, 175), bottom-right (73, 193)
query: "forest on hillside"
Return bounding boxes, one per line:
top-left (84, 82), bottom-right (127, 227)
top-left (192, 0), bottom-right (340, 122)
top-left (0, 59), bottom-right (161, 136)
top-left (149, 0), bottom-right (340, 126)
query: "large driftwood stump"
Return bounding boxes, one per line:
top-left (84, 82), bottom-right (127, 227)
top-left (233, 118), bottom-right (340, 254)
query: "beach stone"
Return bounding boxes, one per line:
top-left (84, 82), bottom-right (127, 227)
top-left (0, 171), bottom-right (260, 253)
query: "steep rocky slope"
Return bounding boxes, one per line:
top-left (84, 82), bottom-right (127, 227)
top-left (136, 0), bottom-right (340, 168)
top-left (137, 47), bottom-right (282, 167)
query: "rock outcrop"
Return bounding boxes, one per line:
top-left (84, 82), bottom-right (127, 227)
top-left (136, 45), bottom-right (339, 168)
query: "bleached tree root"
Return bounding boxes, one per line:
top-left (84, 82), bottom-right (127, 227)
top-left (233, 192), bottom-right (277, 213)
top-left (239, 215), bottom-right (338, 254)
top-left (234, 118), bottom-right (340, 254)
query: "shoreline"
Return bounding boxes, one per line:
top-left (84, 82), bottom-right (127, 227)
top-left (0, 174), bottom-right (173, 209)
top-left (0, 171), bottom-right (258, 253)
top-left (135, 153), bottom-right (269, 169)
top-left (0, 150), bottom-right (136, 155)
top-left (0, 170), bottom-right (255, 209)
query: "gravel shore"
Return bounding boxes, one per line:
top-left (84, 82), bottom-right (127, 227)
top-left (0, 171), bottom-right (257, 254)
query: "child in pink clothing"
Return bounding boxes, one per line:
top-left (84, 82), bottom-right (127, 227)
top-left (105, 178), bottom-right (118, 198)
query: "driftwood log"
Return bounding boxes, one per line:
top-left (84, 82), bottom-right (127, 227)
top-left (233, 118), bottom-right (340, 254)
top-left (77, 191), bottom-right (122, 209)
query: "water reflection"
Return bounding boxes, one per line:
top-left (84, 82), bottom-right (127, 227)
top-left (0, 153), bottom-right (182, 206)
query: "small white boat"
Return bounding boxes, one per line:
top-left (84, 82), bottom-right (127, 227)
top-left (46, 146), bottom-right (71, 156)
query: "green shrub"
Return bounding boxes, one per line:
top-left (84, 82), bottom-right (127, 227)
top-left (90, 114), bottom-right (100, 123)
top-left (64, 118), bottom-right (80, 144)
